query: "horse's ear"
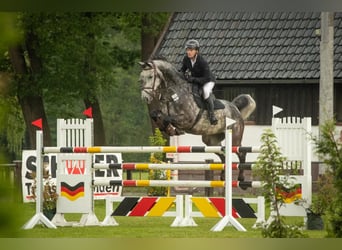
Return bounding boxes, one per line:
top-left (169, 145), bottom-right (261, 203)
top-left (139, 61), bottom-right (153, 69)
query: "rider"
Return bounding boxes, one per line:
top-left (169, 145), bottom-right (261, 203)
top-left (180, 39), bottom-right (218, 125)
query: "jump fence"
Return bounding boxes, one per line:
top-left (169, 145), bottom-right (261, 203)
top-left (23, 118), bottom-right (251, 232)
top-left (23, 117), bottom-right (312, 232)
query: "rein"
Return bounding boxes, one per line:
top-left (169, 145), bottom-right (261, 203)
top-left (160, 72), bottom-right (204, 131)
top-left (142, 60), bottom-right (204, 130)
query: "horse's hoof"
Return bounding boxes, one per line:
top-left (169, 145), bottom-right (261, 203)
top-left (238, 177), bottom-right (248, 190)
top-left (237, 176), bottom-right (245, 182)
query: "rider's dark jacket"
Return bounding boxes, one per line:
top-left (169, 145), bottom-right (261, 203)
top-left (180, 54), bottom-right (216, 85)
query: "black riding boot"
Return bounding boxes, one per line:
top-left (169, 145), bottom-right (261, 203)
top-left (205, 96), bottom-right (218, 125)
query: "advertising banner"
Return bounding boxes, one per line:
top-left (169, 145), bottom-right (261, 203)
top-left (21, 150), bottom-right (123, 202)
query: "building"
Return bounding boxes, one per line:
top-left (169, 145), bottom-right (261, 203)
top-left (151, 12), bottom-right (342, 193)
top-left (153, 12), bottom-right (342, 125)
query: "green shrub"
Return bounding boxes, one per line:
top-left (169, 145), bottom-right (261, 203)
top-left (147, 128), bottom-right (168, 196)
top-left (254, 129), bottom-right (307, 238)
top-left (312, 119), bottom-right (342, 237)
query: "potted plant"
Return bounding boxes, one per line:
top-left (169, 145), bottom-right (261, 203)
top-left (308, 170), bottom-right (336, 230)
top-left (31, 166), bottom-right (58, 220)
top-left (295, 170), bottom-right (336, 230)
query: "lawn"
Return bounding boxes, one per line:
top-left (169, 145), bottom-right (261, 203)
top-left (0, 170), bottom-right (328, 239)
top-left (17, 198), bottom-right (327, 238)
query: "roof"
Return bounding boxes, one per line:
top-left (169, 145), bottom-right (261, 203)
top-left (155, 12), bottom-right (342, 81)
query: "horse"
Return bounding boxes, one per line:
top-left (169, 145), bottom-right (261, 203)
top-left (139, 59), bottom-right (256, 185)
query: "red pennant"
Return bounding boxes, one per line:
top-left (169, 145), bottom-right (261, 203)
top-left (83, 107), bottom-right (92, 118)
top-left (32, 118), bottom-right (43, 130)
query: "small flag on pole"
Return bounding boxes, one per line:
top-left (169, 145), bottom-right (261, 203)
top-left (272, 105), bottom-right (283, 117)
top-left (83, 107), bottom-right (93, 118)
top-left (31, 118), bottom-right (43, 130)
top-left (225, 117), bottom-right (236, 128)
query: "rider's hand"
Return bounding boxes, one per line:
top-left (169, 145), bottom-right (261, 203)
top-left (185, 75), bottom-right (195, 83)
top-left (187, 76), bottom-right (195, 83)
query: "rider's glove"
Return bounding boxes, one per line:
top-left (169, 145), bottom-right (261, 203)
top-left (187, 76), bottom-right (195, 83)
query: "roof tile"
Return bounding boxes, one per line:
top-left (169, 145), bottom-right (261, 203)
top-left (157, 12), bottom-right (342, 80)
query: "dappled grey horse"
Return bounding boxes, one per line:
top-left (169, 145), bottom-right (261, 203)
top-left (139, 59), bottom-right (256, 184)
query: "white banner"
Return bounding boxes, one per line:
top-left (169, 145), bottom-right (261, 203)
top-left (21, 150), bottom-right (123, 202)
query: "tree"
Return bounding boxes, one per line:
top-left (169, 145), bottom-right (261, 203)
top-left (5, 13), bottom-right (126, 148)
top-left (0, 13), bottom-right (25, 157)
top-left (140, 13), bottom-right (171, 134)
top-left (0, 12), bottom-right (25, 237)
top-left (312, 119), bottom-right (342, 237)
top-left (148, 128), bottom-right (168, 196)
top-left (1, 12), bottom-right (170, 158)
top-left (141, 13), bottom-right (170, 61)
top-left (8, 17), bottom-right (52, 147)
top-left (81, 12), bottom-right (106, 145)
top-left (254, 129), bottom-right (306, 238)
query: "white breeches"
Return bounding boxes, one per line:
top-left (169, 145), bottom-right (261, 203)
top-left (202, 81), bottom-right (215, 99)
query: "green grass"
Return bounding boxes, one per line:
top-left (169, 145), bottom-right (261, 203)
top-left (1, 168), bottom-right (329, 238)
top-left (17, 200), bottom-right (328, 238)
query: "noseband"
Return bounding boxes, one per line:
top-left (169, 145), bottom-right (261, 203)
top-left (141, 62), bottom-right (167, 100)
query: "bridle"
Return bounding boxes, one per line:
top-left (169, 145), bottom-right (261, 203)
top-left (140, 60), bottom-right (202, 132)
top-left (140, 61), bottom-right (167, 100)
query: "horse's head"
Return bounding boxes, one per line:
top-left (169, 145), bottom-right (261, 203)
top-left (139, 61), bottom-right (165, 104)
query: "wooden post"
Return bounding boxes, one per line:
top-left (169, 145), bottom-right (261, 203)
top-left (319, 12), bottom-right (334, 175)
top-left (319, 12), bottom-right (334, 126)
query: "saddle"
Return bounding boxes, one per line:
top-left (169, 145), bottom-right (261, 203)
top-left (191, 84), bottom-right (225, 110)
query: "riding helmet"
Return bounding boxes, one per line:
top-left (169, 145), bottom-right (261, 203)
top-left (185, 39), bottom-right (200, 50)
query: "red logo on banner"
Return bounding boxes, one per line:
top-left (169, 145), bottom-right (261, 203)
top-left (65, 160), bottom-right (86, 175)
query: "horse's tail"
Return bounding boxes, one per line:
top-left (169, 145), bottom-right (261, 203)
top-left (232, 94), bottom-right (256, 120)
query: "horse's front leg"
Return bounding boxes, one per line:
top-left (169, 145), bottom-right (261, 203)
top-left (216, 153), bottom-right (226, 181)
top-left (150, 110), bottom-right (184, 136)
top-left (202, 135), bottom-right (225, 181)
top-left (218, 151), bottom-right (247, 189)
top-left (236, 151), bottom-right (246, 182)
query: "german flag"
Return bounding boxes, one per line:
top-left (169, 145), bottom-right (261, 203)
top-left (276, 184), bottom-right (302, 203)
top-left (60, 182), bottom-right (84, 201)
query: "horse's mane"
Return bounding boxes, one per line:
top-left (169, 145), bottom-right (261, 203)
top-left (152, 59), bottom-right (187, 85)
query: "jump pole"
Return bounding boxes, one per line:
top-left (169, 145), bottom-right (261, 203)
top-left (211, 118), bottom-right (247, 232)
top-left (22, 131), bottom-right (56, 229)
top-left (93, 162), bottom-right (258, 171)
top-left (43, 146), bottom-right (225, 154)
top-left (92, 179), bottom-right (262, 188)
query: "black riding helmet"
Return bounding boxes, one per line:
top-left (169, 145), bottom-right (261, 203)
top-left (185, 39), bottom-right (199, 50)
